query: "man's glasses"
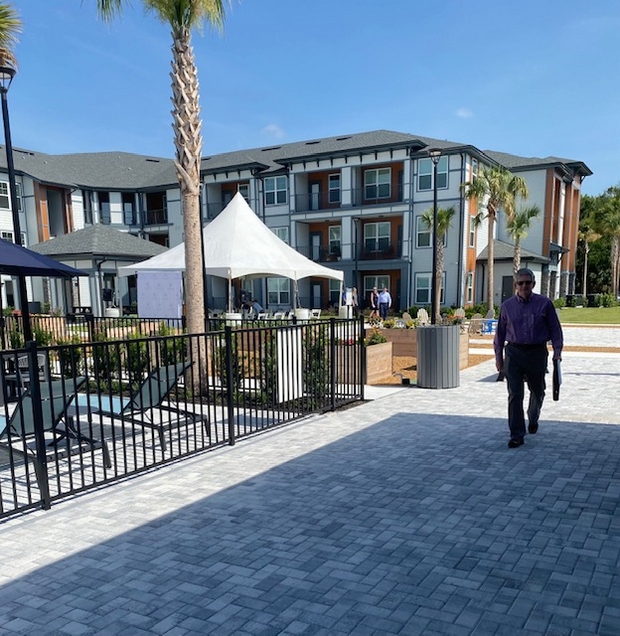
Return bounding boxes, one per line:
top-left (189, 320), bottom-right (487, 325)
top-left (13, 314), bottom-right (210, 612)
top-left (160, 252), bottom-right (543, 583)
top-left (516, 280), bottom-right (533, 286)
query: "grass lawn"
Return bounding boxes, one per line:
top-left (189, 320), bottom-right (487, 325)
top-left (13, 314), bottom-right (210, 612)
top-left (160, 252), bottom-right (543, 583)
top-left (558, 306), bottom-right (620, 324)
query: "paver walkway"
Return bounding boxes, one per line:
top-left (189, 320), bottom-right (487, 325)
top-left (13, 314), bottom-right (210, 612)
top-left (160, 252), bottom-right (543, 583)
top-left (0, 332), bottom-right (619, 635)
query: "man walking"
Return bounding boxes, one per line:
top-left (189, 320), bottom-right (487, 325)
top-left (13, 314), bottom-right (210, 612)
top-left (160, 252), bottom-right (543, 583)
top-left (378, 286), bottom-right (392, 321)
top-left (494, 268), bottom-right (563, 448)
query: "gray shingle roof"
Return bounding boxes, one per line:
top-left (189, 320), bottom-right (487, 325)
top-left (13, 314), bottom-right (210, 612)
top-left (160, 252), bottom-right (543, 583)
top-left (0, 130), bottom-right (592, 190)
top-left (29, 225), bottom-right (168, 259)
top-left (477, 239), bottom-right (549, 263)
top-left (0, 146), bottom-right (177, 190)
top-left (484, 150), bottom-right (592, 177)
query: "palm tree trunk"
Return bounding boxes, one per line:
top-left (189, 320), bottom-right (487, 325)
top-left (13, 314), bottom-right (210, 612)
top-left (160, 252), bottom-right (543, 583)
top-left (486, 212), bottom-right (495, 314)
top-left (612, 237), bottom-right (620, 297)
top-left (171, 27), bottom-right (205, 337)
top-left (514, 239), bottom-right (521, 273)
top-left (435, 236), bottom-right (443, 322)
top-left (582, 243), bottom-right (589, 296)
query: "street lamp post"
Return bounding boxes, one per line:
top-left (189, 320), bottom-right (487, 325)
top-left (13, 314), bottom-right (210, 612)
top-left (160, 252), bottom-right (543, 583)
top-left (0, 65), bottom-right (33, 342)
top-left (428, 148), bottom-right (442, 325)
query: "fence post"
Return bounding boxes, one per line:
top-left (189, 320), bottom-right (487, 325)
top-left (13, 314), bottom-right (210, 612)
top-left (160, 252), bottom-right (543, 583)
top-left (224, 325), bottom-right (236, 446)
top-left (26, 340), bottom-right (52, 509)
top-left (330, 318), bottom-right (336, 411)
top-left (359, 314), bottom-right (365, 401)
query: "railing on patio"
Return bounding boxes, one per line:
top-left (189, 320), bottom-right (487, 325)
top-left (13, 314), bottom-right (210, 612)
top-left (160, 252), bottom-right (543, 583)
top-left (0, 317), bottom-right (364, 520)
top-left (1, 314), bottom-right (186, 349)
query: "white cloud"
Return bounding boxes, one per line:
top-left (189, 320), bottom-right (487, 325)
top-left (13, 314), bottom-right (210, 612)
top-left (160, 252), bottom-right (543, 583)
top-left (261, 123), bottom-right (285, 140)
top-left (456, 108), bottom-right (473, 119)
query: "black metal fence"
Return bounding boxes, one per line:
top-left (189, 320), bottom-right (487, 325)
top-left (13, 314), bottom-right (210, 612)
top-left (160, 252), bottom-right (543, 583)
top-left (1, 314), bottom-right (186, 349)
top-left (0, 317), bottom-right (364, 520)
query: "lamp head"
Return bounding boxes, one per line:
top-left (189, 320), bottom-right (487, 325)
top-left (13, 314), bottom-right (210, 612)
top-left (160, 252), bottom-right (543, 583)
top-left (0, 65), bottom-right (16, 92)
top-left (428, 148), bottom-right (442, 165)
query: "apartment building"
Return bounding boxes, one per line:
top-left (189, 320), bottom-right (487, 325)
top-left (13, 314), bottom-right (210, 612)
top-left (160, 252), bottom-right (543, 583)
top-left (0, 130), bottom-right (591, 315)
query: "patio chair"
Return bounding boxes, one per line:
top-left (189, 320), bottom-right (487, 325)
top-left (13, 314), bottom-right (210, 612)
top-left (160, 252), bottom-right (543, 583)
top-left (468, 313), bottom-right (483, 335)
top-left (17, 353), bottom-right (49, 391)
top-left (416, 308), bottom-right (429, 326)
top-left (0, 377), bottom-right (111, 469)
top-left (71, 361), bottom-right (206, 452)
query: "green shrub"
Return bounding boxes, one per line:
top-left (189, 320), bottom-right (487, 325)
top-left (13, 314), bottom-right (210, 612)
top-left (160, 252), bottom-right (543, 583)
top-left (33, 324), bottom-right (53, 346)
top-left (601, 293), bottom-right (618, 308)
top-left (553, 297), bottom-right (566, 309)
top-left (365, 327), bottom-right (388, 346)
top-left (56, 336), bottom-right (84, 378)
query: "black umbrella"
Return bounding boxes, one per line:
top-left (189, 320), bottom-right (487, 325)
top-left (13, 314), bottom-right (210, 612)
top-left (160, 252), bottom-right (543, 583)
top-left (0, 238), bottom-right (87, 343)
top-left (0, 238), bottom-right (87, 278)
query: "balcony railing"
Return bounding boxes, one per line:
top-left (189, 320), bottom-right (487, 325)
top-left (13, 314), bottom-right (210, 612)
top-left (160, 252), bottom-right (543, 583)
top-left (295, 242), bottom-right (402, 262)
top-left (143, 209), bottom-right (168, 225)
top-left (292, 185), bottom-right (405, 213)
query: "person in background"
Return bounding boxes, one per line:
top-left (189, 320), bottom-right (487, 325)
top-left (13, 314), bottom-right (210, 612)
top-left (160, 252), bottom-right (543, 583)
top-left (494, 268), bottom-right (563, 449)
top-left (378, 286), bottom-right (392, 321)
top-left (352, 287), bottom-right (359, 318)
top-left (369, 286), bottom-right (379, 320)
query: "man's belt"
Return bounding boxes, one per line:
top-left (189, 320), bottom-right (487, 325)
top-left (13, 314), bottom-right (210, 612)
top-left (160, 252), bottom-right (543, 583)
top-left (507, 342), bottom-right (547, 350)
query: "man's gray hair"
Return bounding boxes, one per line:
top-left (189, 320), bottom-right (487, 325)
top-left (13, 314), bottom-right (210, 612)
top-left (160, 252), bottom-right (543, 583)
top-left (514, 267), bottom-right (535, 282)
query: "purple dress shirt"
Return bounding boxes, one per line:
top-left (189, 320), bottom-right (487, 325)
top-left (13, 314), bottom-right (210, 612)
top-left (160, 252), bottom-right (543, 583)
top-left (494, 293), bottom-right (563, 366)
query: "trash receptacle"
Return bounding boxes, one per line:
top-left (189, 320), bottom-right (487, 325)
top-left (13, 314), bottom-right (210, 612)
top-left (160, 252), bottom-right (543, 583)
top-left (416, 324), bottom-right (460, 389)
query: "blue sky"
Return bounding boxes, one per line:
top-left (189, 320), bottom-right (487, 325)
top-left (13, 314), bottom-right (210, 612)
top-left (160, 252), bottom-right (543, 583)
top-left (8, 0), bottom-right (620, 196)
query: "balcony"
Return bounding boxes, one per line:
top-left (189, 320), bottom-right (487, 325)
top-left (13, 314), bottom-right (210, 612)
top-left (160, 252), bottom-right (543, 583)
top-left (359, 241), bottom-right (401, 261)
top-left (297, 245), bottom-right (342, 262)
top-left (143, 209), bottom-right (168, 225)
top-left (294, 185), bottom-right (405, 213)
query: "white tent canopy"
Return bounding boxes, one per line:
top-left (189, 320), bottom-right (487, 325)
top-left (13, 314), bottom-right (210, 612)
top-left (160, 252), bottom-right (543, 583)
top-left (118, 194), bottom-right (344, 306)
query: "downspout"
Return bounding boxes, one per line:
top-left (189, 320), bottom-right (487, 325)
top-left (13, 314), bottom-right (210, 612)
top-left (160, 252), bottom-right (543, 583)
top-left (95, 258), bottom-right (109, 317)
top-left (407, 149), bottom-right (415, 309)
top-left (457, 153), bottom-right (466, 307)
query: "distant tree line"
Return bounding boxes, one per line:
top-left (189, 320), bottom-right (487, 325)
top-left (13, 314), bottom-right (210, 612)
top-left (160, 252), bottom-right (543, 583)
top-left (577, 186), bottom-right (620, 298)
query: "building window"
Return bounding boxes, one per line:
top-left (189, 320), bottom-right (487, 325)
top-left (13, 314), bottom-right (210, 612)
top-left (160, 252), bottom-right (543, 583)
top-left (415, 272), bottom-right (445, 305)
top-left (329, 225), bottom-right (341, 256)
top-left (264, 176), bottom-right (287, 206)
top-left (82, 190), bottom-right (93, 224)
top-left (267, 277), bottom-right (290, 305)
top-left (364, 275), bottom-right (390, 301)
top-left (273, 227), bottom-right (289, 244)
top-left (1, 230), bottom-right (26, 246)
top-left (238, 183), bottom-right (250, 201)
top-left (364, 168), bottom-right (391, 200)
top-left (122, 192), bottom-right (136, 225)
top-left (364, 221), bottom-right (390, 252)
top-left (418, 156), bottom-right (448, 191)
top-left (469, 217), bottom-right (476, 247)
top-left (466, 272), bottom-right (474, 303)
top-left (99, 192), bottom-right (111, 225)
top-left (329, 279), bottom-right (341, 306)
top-left (328, 174), bottom-right (340, 203)
top-left (416, 216), bottom-right (431, 248)
top-left (0, 181), bottom-right (22, 211)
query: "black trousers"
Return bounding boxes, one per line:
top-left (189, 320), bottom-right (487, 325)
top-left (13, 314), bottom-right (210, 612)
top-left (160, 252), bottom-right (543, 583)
top-left (504, 344), bottom-right (548, 441)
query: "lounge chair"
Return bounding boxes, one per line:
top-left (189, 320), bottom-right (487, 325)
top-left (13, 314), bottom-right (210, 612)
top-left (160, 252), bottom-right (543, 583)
top-left (0, 377), bottom-right (111, 469)
top-left (71, 361), bottom-right (206, 451)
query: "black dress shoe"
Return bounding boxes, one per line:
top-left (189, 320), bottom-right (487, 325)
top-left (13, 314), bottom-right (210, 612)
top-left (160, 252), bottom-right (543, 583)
top-left (508, 438), bottom-right (524, 448)
top-left (528, 422), bottom-right (539, 434)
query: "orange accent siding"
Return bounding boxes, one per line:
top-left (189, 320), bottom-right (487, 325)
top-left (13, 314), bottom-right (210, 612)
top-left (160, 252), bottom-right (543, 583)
top-left (35, 183), bottom-right (51, 242)
top-left (542, 169), bottom-right (554, 257)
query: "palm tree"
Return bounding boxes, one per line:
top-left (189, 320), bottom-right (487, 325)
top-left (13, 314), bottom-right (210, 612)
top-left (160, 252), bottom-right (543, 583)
top-left (421, 206), bottom-right (455, 322)
top-left (97, 0), bottom-right (228, 339)
top-left (600, 186), bottom-right (620, 298)
top-left (0, 2), bottom-right (21, 68)
top-left (462, 167), bottom-right (528, 314)
top-left (506, 205), bottom-right (540, 273)
top-left (577, 196), bottom-right (601, 296)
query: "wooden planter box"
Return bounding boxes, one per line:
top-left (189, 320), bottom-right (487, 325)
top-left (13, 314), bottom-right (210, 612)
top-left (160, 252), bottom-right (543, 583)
top-left (365, 328), bottom-right (470, 370)
top-left (364, 341), bottom-right (393, 384)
